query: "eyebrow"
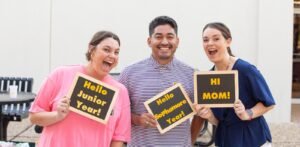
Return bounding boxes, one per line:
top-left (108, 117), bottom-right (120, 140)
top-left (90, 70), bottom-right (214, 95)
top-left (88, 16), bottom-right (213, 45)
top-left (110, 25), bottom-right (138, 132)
top-left (103, 45), bottom-right (120, 51)
top-left (153, 33), bottom-right (176, 36)
top-left (203, 34), bottom-right (221, 38)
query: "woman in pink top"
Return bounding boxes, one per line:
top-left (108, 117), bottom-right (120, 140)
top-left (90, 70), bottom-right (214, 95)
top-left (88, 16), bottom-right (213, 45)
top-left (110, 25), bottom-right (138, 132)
top-left (29, 31), bottom-right (131, 147)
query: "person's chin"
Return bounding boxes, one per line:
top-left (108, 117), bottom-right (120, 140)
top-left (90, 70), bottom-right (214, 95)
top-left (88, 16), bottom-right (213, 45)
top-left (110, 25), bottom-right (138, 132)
top-left (208, 56), bottom-right (217, 63)
top-left (100, 68), bottom-right (111, 74)
top-left (159, 53), bottom-right (172, 59)
top-left (159, 56), bottom-right (171, 60)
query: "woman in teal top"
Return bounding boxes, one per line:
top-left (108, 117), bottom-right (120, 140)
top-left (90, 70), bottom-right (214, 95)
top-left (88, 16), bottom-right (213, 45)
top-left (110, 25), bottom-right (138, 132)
top-left (194, 22), bottom-right (275, 147)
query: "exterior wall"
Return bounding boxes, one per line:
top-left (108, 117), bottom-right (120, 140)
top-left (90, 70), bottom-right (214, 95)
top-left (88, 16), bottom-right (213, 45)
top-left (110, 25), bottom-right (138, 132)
top-left (257, 0), bottom-right (293, 122)
top-left (0, 0), bottom-right (293, 122)
top-left (0, 0), bottom-right (50, 91)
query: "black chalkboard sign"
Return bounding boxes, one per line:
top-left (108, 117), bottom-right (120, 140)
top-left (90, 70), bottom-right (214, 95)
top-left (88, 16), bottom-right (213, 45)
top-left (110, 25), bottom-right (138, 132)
top-left (194, 71), bottom-right (239, 107)
top-left (68, 73), bottom-right (119, 124)
top-left (144, 83), bottom-right (196, 134)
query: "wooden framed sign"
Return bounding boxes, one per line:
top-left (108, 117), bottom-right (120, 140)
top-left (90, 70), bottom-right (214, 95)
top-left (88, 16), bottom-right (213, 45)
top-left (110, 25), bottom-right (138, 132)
top-left (194, 70), bottom-right (239, 107)
top-left (144, 83), bottom-right (196, 134)
top-left (68, 73), bottom-right (119, 124)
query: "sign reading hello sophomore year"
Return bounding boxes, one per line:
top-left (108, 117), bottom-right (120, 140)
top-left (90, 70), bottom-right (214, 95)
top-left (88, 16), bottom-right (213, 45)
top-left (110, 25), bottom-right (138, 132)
top-left (68, 73), bottom-right (118, 124)
top-left (144, 83), bottom-right (196, 134)
top-left (194, 71), bottom-right (239, 107)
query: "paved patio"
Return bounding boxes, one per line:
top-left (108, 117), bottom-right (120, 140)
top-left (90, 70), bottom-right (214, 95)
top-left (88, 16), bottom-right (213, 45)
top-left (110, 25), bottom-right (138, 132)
top-left (5, 119), bottom-right (300, 146)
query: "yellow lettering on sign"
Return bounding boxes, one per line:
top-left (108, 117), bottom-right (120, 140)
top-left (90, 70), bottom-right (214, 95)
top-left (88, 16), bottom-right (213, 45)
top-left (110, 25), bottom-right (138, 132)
top-left (83, 80), bottom-right (108, 95)
top-left (77, 90), bottom-right (107, 106)
top-left (202, 92), bottom-right (230, 100)
top-left (154, 99), bottom-right (187, 120)
top-left (166, 111), bottom-right (186, 124)
top-left (156, 93), bottom-right (174, 106)
top-left (76, 100), bottom-right (102, 116)
top-left (210, 78), bottom-right (220, 85)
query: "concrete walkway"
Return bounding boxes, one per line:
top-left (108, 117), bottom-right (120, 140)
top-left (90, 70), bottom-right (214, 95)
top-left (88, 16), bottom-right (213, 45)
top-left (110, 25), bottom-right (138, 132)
top-left (5, 119), bottom-right (300, 146)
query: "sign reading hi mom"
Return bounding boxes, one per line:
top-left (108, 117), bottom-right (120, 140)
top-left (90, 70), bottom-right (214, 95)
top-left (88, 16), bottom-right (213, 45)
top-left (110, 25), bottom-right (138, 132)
top-left (144, 83), bottom-right (196, 134)
top-left (194, 70), bottom-right (239, 107)
top-left (68, 73), bottom-right (118, 124)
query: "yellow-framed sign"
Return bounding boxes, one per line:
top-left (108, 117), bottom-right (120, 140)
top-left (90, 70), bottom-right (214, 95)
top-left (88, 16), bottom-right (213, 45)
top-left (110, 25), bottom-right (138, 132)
top-left (144, 83), bottom-right (196, 134)
top-left (68, 73), bottom-right (119, 124)
top-left (194, 70), bottom-right (239, 107)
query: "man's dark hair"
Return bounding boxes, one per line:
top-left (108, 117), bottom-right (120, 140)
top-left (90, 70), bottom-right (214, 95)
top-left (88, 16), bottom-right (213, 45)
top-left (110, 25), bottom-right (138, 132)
top-left (149, 16), bottom-right (178, 36)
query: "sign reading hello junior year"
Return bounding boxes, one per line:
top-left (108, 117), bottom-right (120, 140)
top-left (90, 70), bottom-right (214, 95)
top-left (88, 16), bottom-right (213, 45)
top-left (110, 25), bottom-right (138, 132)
top-left (144, 83), bottom-right (196, 134)
top-left (194, 70), bottom-right (239, 107)
top-left (68, 73), bottom-right (119, 124)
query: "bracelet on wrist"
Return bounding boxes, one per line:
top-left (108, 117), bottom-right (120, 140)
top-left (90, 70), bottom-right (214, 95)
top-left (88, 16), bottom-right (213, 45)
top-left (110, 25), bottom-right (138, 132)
top-left (246, 109), bottom-right (253, 120)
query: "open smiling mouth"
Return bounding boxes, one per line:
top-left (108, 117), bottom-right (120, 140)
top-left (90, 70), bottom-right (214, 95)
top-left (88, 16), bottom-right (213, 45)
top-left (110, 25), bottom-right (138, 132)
top-left (158, 44), bottom-right (172, 50)
top-left (103, 61), bottom-right (113, 67)
top-left (208, 49), bottom-right (217, 55)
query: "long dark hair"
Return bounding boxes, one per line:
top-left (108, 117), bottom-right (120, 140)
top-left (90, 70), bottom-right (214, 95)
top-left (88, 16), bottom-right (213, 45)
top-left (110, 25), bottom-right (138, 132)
top-left (202, 22), bottom-right (234, 56)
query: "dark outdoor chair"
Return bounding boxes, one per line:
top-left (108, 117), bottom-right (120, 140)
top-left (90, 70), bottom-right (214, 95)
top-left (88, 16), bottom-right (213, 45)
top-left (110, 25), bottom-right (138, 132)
top-left (0, 77), bottom-right (35, 142)
top-left (194, 120), bottom-right (216, 147)
top-left (0, 77), bottom-right (33, 121)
